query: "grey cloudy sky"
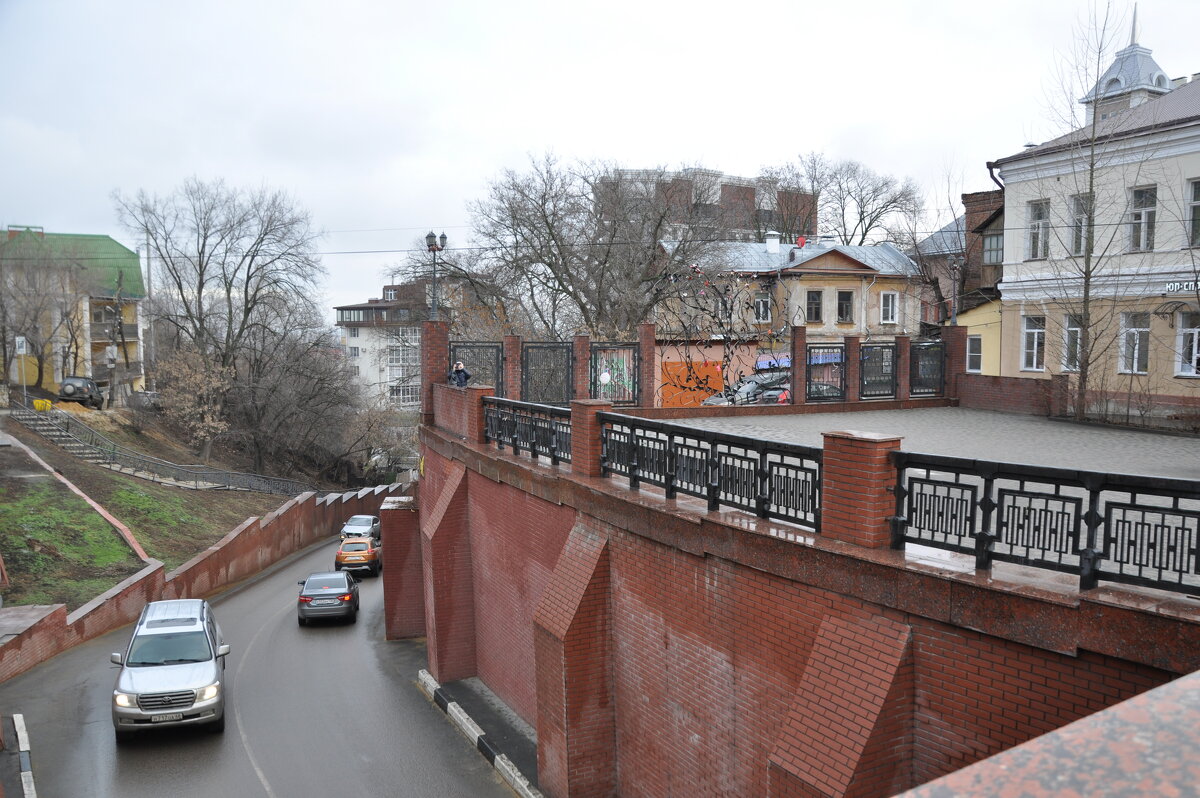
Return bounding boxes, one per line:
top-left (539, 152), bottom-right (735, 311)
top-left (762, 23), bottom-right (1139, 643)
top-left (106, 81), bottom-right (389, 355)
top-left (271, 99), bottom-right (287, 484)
top-left (1, 0), bottom-right (1195, 318)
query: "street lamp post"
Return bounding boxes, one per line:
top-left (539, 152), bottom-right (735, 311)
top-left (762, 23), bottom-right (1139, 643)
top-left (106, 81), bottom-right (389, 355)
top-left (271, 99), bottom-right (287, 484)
top-left (425, 231), bottom-right (447, 322)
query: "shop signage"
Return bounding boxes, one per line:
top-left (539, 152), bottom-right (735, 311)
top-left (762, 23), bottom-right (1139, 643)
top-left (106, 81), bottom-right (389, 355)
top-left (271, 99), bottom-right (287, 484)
top-left (1166, 280), bottom-right (1198, 292)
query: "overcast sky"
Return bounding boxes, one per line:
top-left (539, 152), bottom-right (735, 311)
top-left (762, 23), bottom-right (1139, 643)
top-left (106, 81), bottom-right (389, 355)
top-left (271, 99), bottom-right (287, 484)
top-left (1, 0), bottom-right (1195, 319)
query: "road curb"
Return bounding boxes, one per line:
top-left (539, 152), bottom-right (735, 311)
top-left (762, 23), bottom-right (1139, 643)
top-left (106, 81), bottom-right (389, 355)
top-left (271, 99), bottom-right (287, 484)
top-left (14, 714), bottom-right (36, 798)
top-left (417, 669), bottom-right (542, 798)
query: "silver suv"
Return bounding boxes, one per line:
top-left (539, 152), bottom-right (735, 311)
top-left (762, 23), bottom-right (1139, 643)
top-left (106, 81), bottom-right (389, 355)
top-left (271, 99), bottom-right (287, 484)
top-left (110, 599), bottom-right (229, 742)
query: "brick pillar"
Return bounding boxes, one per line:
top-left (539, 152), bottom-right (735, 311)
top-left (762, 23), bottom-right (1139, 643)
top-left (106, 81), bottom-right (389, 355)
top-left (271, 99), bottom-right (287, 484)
top-left (570, 399), bottom-right (613, 478)
top-left (942, 325), bottom-right (967, 399)
top-left (790, 325), bottom-right (807, 405)
top-left (422, 462), bottom-right (476, 683)
top-left (820, 430), bottom-right (903, 548)
top-left (463, 385), bottom-right (494, 443)
top-left (894, 335), bottom-right (911, 402)
top-left (1048, 373), bottom-right (1070, 417)
top-left (843, 335), bottom-right (861, 402)
top-left (422, 320), bottom-right (451, 425)
top-left (382, 494), bottom-right (425, 640)
top-left (637, 322), bottom-right (656, 408)
top-left (573, 334), bottom-right (591, 401)
top-left (503, 335), bottom-right (522, 400)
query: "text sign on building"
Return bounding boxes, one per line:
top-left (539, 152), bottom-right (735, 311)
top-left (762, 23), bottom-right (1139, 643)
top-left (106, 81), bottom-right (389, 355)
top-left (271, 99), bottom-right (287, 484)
top-left (1166, 281), bottom-right (1198, 293)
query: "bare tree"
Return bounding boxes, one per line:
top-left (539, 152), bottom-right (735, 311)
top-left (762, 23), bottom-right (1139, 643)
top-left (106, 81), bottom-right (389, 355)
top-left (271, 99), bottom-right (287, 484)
top-left (823, 160), bottom-right (922, 246)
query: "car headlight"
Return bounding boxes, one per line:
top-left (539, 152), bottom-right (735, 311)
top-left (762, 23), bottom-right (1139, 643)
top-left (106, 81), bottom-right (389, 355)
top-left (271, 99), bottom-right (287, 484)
top-left (198, 683), bottom-right (221, 702)
top-left (114, 692), bottom-right (136, 708)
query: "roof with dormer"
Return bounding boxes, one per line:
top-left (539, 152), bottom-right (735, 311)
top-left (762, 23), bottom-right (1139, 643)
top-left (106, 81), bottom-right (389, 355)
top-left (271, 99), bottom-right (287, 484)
top-left (1082, 42), bottom-right (1170, 104)
top-left (689, 239), bottom-right (919, 277)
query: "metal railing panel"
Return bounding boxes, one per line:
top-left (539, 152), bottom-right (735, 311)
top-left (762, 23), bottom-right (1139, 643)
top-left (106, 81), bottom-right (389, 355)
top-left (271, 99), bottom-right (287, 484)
top-left (483, 397), bottom-right (572, 464)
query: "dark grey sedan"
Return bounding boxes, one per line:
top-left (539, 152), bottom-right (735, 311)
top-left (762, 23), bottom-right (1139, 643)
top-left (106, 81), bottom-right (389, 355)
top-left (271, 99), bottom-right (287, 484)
top-left (297, 571), bottom-right (359, 625)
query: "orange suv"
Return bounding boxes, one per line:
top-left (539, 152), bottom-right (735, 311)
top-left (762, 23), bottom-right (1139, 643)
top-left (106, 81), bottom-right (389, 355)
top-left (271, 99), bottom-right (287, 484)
top-left (334, 537), bottom-right (383, 576)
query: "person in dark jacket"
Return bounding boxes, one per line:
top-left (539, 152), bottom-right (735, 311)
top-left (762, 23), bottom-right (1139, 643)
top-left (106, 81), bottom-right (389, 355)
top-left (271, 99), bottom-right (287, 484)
top-left (448, 361), bottom-right (471, 388)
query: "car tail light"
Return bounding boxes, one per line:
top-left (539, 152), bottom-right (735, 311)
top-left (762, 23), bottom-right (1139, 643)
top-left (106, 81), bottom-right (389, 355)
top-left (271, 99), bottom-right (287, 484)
top-left (339, 593), bottom-right (353, 602)
top-left (298, 596), bottom-right (313, 603)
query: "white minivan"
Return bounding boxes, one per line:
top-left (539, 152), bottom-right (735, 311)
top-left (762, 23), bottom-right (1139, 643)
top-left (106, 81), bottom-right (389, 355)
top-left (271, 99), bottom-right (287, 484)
top-left (111, 599), bottom-right (229, 742)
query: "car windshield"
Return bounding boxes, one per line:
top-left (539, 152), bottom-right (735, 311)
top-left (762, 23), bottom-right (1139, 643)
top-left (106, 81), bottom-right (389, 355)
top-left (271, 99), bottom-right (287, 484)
top-left (127, 631), bottom-right (212, 666)
top-left (305, 576), bottom-right (348, 591)
top-left (346, 517), bottom-right (372, 526)
top-left (341, 541), bottom-right (369, 552)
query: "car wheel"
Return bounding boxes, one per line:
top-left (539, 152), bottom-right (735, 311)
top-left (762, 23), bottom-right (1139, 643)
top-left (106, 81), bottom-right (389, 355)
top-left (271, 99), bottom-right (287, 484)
top-left (297, 616), bottom-right (306, 627)
top-left (115, 728), bottom-right (134, 745)
top-left (209, 714), bottom-right (225, 734)
top-left (348, 610), bottom-right (357, 625)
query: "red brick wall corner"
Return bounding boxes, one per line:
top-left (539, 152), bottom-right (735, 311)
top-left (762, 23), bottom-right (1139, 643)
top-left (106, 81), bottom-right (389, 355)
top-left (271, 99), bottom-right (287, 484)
top-left (382, 494), bottom-right (424, 640)
top-left (421, 461), bottom-right (477, 683)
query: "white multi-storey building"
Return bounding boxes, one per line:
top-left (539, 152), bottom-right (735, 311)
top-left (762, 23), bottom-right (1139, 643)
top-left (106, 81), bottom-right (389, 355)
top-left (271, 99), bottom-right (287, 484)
top-left (334, 283), bottom-right (426, 407)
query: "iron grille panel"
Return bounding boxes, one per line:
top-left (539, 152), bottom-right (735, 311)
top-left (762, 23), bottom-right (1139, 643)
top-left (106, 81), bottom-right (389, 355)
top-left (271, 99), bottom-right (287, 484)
top-left (591, 343), bottom-right (640, 406)
top-left (860, 343), bottom-right (896, 399)
top-left (716, 451), bottom-right (757, 513)
top-left (483, 398), bottom-right (571, 463)
top-left (806, 345), bottom-right (845, 401)
top-left (1100, 504), bottom-right (1200, 592)
top-left (993, 490), bottom-right (1081, 571)
top-left (905, 476), bottom-right (977, 553)
top-left (909, 342), bottom-right (944, 396)
top-left (521, 343), bottom-right (573, 405)
top-left (450, 342), bottom-right (504, 397)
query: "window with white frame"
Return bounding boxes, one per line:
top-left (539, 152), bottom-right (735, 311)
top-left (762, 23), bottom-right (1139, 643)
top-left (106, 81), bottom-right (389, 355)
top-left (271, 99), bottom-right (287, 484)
top-left (966, 335), bottom-right (982, 373)
top-left (387, 326), bottom-right (422, 405)
top-left (348, 327), bottom-right (359, 338)
top-left (1027, 201), bottom-right (1050, 259)
top-left (982, 234), bottom-right (1003, 265)
top-left (1022, 315), bottom-right (1045, 371)
top-left (348, 346), bottom-right (360, 357)
top-left (1189, 181), bottom-right (1200, 247)
top-left (383, 288), bottom-right (398, 300)
top-left (1120, 312), bottom-right (1150, 373)
top-left (1070, 194), bottom-right (1092, 256)
top-left (352, 365), bottom-right (360, 377)
top-left (1129, 187), bottom-right (1156, 251)
top-left (754, 292), bottom-right (771, 323)
top-left (1063, 314), bottom-right (1082, 371)
top-left (880, 291), bottom-right (898, 324)
top-left (836, 290), bottom-right (854, 323)
top-left (1177, 311), bottom-right (1200, 376)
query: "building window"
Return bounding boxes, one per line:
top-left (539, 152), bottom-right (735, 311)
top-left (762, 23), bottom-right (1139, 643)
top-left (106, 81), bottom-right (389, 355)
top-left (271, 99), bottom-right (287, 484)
top-left (1178, 311), bottom-right (1200, 376)
top-left (387, 327), bottom-right (422, 406)
top-left (337, 309), bottom-right (365, 323)
top-left (1189, 180), bottom-right (1200, 247)
top-left (880, 291), bottom-right (898, 324)
top-left (1070, 194), bottom-right (1092, 256)
top-left (1027, 201), bottom-right (1050, 259)
top-left (1063, 314), bottom-right (1082, 371)
top-left (1120, 312), bottom-right (1150, 373)
top-left (348, 327), bottom-right (359, 338)
top-left (348, 347), bottom-right (360, 358)
top-left (1129, 187), bottom-right (1156, 251)
top-left (754, 292), bottom-right (771, 323)
top-left (982, 234), bottom-right (1003, 265)
top-left (352, 366), bottom-right (360, 377)
top-left (383, 288), bottom-right (398, 300)
top-left (967, 335), bottom-right (982, 373)
top-left (836, 290), bottom-right (854, 323)
top-left (1022, 315), bottom-right (1045, 371)
top-left (806, 290), bottom-right (822, 323)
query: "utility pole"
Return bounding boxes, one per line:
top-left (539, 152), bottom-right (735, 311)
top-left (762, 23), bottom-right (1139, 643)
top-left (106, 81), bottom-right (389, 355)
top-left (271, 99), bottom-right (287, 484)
top-left (143, 235), bottom-right (155, 391)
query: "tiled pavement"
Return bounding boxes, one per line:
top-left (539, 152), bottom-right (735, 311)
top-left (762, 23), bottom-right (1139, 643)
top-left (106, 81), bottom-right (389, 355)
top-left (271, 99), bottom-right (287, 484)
top-left (673, 407), bottom-right (1200, 481)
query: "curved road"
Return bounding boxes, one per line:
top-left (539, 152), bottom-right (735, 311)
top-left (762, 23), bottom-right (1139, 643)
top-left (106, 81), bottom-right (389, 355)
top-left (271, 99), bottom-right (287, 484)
top-left (0, 540), bottom-right (514, 797)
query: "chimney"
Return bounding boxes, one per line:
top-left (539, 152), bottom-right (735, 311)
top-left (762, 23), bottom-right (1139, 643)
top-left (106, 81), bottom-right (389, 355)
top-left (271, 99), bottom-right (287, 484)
top-left (765, 230), bottom-right (781, 254)
top-left (1172, 76), bottom-right (1189, 89)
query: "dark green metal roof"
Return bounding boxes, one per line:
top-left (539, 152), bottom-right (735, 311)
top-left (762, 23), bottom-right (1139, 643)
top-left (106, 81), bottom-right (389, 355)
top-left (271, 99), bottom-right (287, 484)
top-left (0, 228), bottom-right (145, 299)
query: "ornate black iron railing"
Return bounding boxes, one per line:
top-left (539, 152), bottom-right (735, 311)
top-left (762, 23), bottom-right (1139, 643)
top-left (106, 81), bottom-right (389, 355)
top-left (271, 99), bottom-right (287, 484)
top-left (598, 412), bottom-right (822, 530)
top-left (483, 397), bottom-right (572, 464)
top-left (892, 451), bottom-right (1200, 595)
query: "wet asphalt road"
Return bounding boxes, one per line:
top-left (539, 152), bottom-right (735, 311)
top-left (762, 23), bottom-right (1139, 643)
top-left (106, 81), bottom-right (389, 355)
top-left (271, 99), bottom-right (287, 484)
top-left (0, 539), bottom-right (514, 798)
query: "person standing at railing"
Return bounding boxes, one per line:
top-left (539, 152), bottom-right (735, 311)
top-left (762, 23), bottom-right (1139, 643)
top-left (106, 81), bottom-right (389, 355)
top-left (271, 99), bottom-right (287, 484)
top-left (448, 361), bottom-right (471, 388)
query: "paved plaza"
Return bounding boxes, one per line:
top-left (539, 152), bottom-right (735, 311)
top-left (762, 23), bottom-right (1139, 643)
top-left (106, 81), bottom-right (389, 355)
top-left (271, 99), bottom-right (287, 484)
top-left (676, 407), bottom-right (1200, 481)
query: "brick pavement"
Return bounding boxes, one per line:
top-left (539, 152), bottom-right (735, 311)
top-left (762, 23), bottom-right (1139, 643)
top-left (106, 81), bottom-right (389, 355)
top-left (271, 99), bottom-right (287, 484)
top-left (676, 407), bottom-right (1200, 481)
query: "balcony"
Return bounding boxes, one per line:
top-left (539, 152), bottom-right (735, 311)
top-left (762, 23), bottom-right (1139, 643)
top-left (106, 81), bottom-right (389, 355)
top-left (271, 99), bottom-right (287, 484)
top-left (91, 322), bottom-right (139, 341)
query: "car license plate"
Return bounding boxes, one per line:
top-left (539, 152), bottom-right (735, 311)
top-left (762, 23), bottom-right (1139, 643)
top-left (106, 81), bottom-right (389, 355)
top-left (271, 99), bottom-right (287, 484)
top-left (313, 599), bottom-right (338, 606)
top-left (346, 556), bottom-right (364, 561)
top-left (152, 713), bottom-right (184, 723)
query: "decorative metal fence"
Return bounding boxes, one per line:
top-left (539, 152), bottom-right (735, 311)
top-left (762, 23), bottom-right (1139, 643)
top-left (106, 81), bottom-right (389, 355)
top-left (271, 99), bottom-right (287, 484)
top-left (598, 412), bottom-right (822, 530)
top-left (590, 342), bottom-right (639, 405)
top-left (483, 397), bottom-right (572, 464)
top-left (450, 342), bottom-right (504, 397)
top-left (521, 342), bottom-right (574, 405)
top-left (9, 397), bottom-right (314, 495)
top-left (860, 343), bottom-right (897, 399)
top-left (909, 342), bottom-right (945, 396)
top-left (892, 451), bottom-right (1200, 595)
top-left (806, 344), bottom-right (845, 402)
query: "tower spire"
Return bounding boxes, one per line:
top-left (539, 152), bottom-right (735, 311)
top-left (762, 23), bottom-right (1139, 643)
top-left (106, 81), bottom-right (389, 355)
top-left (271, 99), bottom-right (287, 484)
top-left (1129, 3), bottom-right (1139, 47)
